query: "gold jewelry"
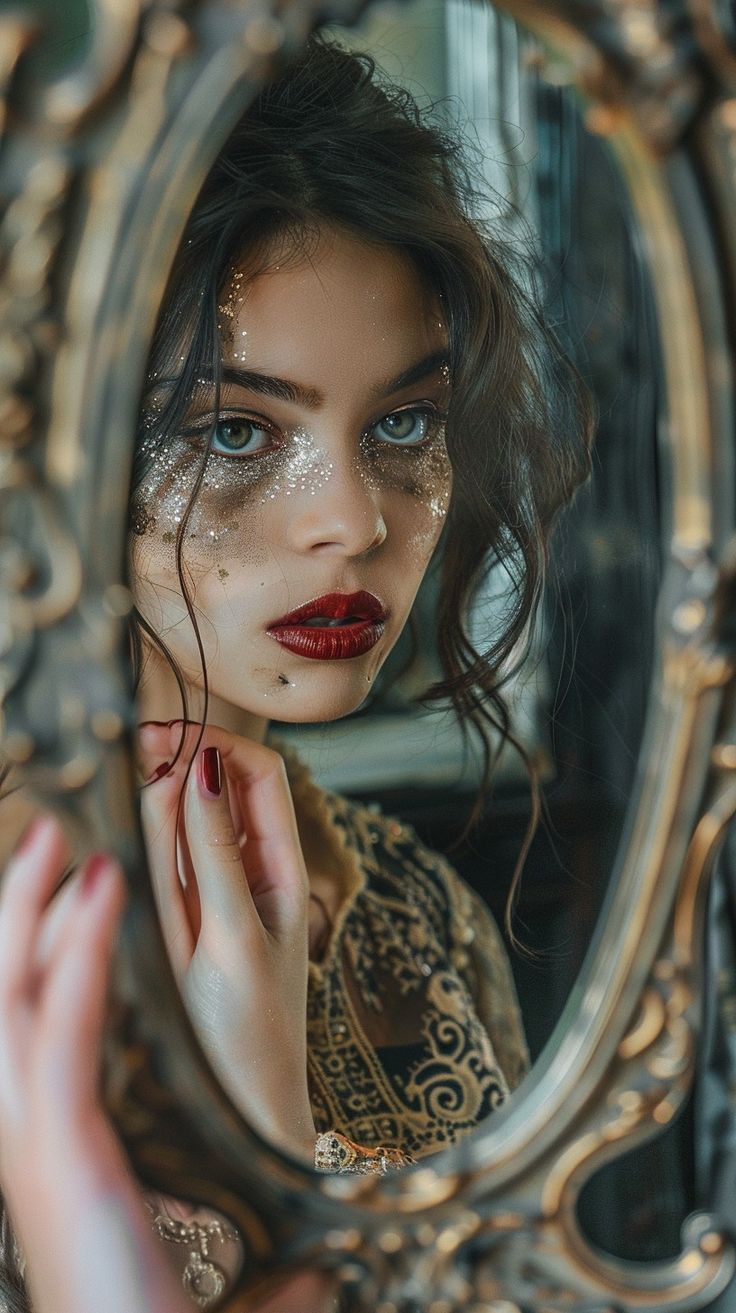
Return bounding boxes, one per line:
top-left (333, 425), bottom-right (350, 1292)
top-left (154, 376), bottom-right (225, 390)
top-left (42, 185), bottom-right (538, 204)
top-left (146, 1199), bottom-right (238, 1309)
top-left (315, 1130), bottom-right (415, 1174)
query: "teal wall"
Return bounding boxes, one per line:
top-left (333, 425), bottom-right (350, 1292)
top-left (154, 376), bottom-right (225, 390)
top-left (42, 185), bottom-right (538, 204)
top-left (10, 0), bottom-right (91, 76)
top-left (326, 0), bottom-right (447, 106)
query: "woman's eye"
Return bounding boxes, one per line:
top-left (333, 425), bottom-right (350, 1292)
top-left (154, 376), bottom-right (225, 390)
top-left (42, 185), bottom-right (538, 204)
top-left (210, 417), bottom-right (274, 456)
top-left (371, 410), bottom-right (430, 446)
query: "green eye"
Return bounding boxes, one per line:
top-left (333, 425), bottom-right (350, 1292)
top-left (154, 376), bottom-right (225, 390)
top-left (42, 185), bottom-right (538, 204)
top-left (372, 410), bottom-right (429, 445)
top-left (211, 417), bottom-right (272, 455)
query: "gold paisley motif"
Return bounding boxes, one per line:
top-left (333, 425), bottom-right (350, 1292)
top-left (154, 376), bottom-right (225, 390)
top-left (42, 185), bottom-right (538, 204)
top-left (290, 761), bottom-right (530, 1159)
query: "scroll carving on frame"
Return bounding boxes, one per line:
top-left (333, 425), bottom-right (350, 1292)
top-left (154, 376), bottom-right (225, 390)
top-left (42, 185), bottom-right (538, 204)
top-left (3, 1), bottom-right (736, 1310)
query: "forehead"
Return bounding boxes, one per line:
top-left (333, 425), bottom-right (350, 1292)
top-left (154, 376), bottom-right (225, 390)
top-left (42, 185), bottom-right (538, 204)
top-left (223, 228), bottom-right (446, 386)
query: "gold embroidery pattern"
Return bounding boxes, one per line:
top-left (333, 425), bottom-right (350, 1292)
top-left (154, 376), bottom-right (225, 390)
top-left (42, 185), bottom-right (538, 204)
top-left (305, 791), bottom-right (529, 1158)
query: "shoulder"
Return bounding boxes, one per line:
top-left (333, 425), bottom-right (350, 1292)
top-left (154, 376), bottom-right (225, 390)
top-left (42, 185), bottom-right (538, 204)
top-left (331, 790), bottom-right (483, 929)
top-left (333, 791), bottom-right (531, 1089)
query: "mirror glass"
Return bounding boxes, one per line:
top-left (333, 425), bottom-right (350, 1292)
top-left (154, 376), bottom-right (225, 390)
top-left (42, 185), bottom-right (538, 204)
top-left (125, 0), bottom-right (663, 1186)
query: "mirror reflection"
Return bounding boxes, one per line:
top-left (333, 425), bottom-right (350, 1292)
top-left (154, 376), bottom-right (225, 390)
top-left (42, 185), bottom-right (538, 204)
top-left (128, 18), bottom-right (563, 1169)
top-left (125, 0), bottom-right (615, 1185)
top-left (0, 1), bottom-right (665, 1309)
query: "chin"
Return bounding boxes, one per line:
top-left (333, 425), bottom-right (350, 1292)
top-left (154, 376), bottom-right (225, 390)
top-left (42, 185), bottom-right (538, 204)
top-left (263, 682), bottom-right (371, 725)
top-left (210, 642), bottom-right (393, 725)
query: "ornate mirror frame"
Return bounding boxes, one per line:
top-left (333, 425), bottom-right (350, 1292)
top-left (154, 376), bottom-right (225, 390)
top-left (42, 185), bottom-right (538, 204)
top-left (3, 1), bottom-right (736, 1308)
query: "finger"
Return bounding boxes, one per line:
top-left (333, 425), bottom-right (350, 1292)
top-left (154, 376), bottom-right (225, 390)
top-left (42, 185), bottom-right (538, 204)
top-left (170, 723), bottom-right (308, 936)
top-left (40, 855), bottom-right (126, 1114)
top-left (34, 872), bottom-right (81, 979)
top-left (136, 719), bottom-right (187, 784)
top-left (175, 811), bottom-right (202, 937)
top-left (0, 817), bottom-right (70, 1005)
top-left (139, 763), bottom-right (196, 977)
top-left (145, 721), bottom-right (245, 837)
top-left (138, 718), bottom-right (202, 931)
top-left (184, 747), bottom-right (258, 946)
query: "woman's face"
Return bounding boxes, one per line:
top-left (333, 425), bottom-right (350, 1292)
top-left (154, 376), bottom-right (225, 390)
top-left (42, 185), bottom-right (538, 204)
top-left (130, 226), bottom-right (452, 724)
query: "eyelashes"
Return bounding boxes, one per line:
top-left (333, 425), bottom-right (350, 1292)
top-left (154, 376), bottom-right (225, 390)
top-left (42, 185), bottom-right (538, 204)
top-left (180, 403), bottom-right (447, 461)
top-left (180, 412), bottom-right (277, 459)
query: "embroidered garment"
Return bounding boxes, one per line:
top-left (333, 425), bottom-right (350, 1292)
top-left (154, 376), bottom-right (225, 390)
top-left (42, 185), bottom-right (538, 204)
top-left (148, 750), bottom-right (530, 1308)
top-left (285, 751), bottom-right (530, 1159)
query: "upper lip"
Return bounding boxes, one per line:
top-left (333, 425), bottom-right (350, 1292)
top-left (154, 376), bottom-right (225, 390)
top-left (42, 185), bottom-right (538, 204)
top-left (268, 590), bottom-right (386, 627)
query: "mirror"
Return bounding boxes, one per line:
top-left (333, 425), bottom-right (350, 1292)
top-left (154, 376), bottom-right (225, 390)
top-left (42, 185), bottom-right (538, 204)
top-left (2, 0), bottom-right (736, 1310)
top-left (125, 0), bottom-right (663, 1168)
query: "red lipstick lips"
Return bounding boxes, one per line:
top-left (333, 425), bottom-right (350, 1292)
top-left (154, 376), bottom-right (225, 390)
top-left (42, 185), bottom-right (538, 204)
top-left (266, 590), bottom-right (386, 661)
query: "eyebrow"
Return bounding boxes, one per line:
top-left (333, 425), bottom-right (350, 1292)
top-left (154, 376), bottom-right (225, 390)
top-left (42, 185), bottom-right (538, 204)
top-left (223, 349), bottom-right (450, 407)
top-left (219, 366), bottom-right (323, 408)
top-left (375, 349), bottom-right (450, 398)
top-left (159, 349), bottom-right (451, 411)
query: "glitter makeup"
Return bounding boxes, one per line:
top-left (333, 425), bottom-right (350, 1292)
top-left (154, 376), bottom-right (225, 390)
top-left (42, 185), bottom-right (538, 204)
top-left (131, 414), bottom-right (450, 568)
top-left (253, 427), bottom-right (334, 503)
top-left (217, 268), bottom-right (245, 337)
top-left (130, 227), bottom-right (453, 731)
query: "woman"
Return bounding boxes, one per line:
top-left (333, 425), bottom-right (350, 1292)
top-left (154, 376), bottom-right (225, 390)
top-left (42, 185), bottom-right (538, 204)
top-left (0, 33), bottom-right (593, 1313)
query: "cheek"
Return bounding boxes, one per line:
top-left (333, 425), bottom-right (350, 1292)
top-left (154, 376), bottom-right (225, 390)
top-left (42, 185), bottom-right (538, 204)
top-left (130, 445), bottom-right (268, 574)
top-left (129, 533), bottom-right (265, 681)
top-left (129, 450), bottom-right (282, 642)
top-left (372, 441), bottom-right (453, 568)
top-left (130, 432), bottom-right (334, 562)
top-left (130, 442), bottom-right (207, 561)
top-left (129, 526), bottom-right (268, 626)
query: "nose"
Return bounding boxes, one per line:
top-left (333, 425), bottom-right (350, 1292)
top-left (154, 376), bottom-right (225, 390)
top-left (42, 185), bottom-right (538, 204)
top-left (284, 448), bottom-right (387, 557)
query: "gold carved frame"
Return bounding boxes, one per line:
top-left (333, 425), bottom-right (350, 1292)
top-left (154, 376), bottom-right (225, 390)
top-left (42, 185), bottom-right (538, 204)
top-left (2, 1), bottom-right (736, 1309)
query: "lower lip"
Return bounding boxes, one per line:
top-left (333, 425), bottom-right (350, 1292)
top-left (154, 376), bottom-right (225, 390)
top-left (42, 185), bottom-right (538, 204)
top-left (266, 620), bottom-right (385, 661)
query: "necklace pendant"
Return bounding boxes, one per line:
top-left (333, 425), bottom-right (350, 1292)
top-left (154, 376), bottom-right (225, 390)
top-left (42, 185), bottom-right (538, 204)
top-left (182, 1252), bottom-right (228, 1309)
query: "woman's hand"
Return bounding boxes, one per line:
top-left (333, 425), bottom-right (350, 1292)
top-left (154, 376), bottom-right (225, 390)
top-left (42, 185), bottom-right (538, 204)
top-left (0, 817), bottom-right (187, 1313)
top-left (137, 723), bottom-right (315, 1159)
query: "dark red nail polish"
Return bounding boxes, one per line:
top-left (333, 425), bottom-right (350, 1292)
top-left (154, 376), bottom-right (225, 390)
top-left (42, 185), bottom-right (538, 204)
top-left (199, 747), bottom-right (222, 799)
top-left (82, 853), bottom-right (111, 897)
top-left (147, 760), bottom-right (172, 783)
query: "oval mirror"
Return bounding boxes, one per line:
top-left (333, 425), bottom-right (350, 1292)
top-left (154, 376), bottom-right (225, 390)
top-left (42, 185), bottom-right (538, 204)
top-left (2, 1), bottom-right (736, 1311)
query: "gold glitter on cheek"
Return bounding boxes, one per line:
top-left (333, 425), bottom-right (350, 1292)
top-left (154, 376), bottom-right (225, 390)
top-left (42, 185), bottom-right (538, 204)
top-left (169, 427), bottom-right (336, 550)
top-left (129, 434), bottom-right (197, 542)
top-left (129, 422), bottom-right (339, 573)
top-left (255, 427), bottom-right (334, 503)
top-left (409, 444), bottom-right (452, 560)
top-left (355, 426), bottom-right (452, 562)
top-left (357, 427), bottom-right (452, 510)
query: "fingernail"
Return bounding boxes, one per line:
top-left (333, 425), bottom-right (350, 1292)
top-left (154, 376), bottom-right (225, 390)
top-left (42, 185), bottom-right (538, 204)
top-left (198, 747), bottom-right (222, 799)
top-left (146, 760), bottom-right (172, 783)
top-left (81, 852), bottom-right (114, 898)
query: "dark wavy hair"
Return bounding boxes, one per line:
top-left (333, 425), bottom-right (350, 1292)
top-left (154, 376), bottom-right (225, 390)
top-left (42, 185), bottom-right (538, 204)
top-left (129, 34), bottom-right (594, 906)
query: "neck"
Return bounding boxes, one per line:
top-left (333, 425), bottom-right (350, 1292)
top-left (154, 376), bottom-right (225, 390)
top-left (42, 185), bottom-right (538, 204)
top-left (135, 646), bottom-right (269, 745)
